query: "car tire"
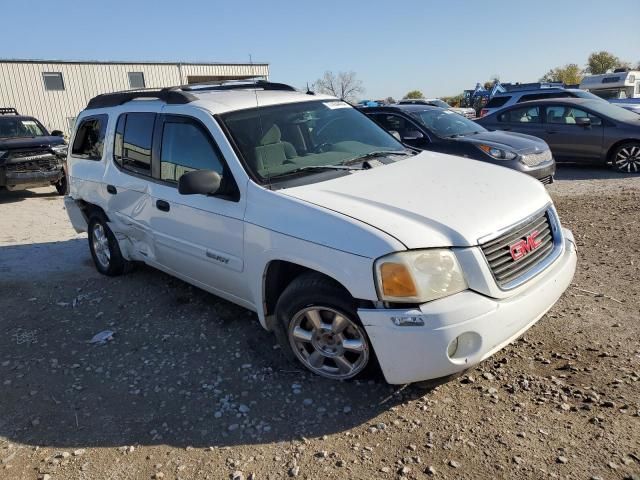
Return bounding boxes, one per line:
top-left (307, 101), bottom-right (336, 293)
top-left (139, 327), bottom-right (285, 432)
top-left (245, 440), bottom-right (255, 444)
top-left (54, 175), bottom-right (67, 195)
top-left (88, 214), bottom-right (132, 276)
top-left (275, 272), bottom-right (373, 381)
top-left (611, 142), bottom-right (640, 173)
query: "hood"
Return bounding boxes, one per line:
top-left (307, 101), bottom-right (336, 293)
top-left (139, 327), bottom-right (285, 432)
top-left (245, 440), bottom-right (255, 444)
top-left (0, 136), bottom-right (65, 150)
top-left (281, 152), bottom-right (551, 249)
top-left (454, 130), bottom-right (549, 153)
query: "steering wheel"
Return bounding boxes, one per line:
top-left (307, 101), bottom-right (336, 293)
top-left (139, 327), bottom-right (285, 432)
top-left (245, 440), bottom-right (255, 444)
top-left (313, 142), bottom-right (332, 153)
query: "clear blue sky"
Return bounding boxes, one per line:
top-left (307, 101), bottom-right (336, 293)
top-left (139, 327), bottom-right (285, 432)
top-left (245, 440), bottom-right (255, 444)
top-left (3, 0), bottom-right (639, 100)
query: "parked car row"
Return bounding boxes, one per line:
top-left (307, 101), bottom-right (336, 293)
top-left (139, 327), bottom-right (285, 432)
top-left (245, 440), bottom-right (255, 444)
top-left (63, 81), bottom-right (577, 385)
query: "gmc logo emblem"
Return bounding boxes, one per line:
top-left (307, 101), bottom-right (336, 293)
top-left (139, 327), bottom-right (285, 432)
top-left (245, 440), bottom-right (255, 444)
top-left (509, 230), bottom-right (542, 260)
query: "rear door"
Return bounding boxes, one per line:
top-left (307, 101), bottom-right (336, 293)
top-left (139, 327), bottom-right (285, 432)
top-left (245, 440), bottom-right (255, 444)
top-left (492, 105), bottom-right (546, 139)
top-left (146, 111), bottom-right (249, 302)
top-left (541, 104), bottom-right (604, 162)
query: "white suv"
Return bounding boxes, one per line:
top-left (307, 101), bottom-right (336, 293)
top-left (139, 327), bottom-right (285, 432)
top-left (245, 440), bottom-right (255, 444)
top-left (64, 81), bottom-right (577, 384)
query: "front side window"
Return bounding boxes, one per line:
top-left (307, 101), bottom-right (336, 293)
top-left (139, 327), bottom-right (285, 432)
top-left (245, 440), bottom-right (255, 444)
top-left (372, 114), bottom-right (420, 137)
top-left (545, 106), bottom-right (602, 126)
top-left (160, 120), bottom-right (224, 182)
top-left (498, 106), bottom-right (541, 123)
top-left (43, 72), bottom-right (65, 91)
top-left (0, 117), bottom-right (46, 138)
top-left (72, 115), bottom-right (108, 160)
top-left (414, 109), bottom-right (486, 137)
top-left (220, 100), bottom-right (405, 181)
top-left (114, 113), bottom-right (155, 175)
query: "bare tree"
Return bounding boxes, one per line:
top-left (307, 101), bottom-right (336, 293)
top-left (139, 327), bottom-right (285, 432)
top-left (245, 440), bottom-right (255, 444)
top-left (314, 71), bottom-right (364, 103)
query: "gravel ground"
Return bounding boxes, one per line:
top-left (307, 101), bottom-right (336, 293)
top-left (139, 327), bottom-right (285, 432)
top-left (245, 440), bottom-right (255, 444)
top-left (0, 166), bottom-right (639, 480)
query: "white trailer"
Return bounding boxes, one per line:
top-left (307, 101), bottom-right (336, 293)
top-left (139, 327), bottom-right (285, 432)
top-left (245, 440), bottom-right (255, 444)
top-left (580, 70), bottom-right (640, 99)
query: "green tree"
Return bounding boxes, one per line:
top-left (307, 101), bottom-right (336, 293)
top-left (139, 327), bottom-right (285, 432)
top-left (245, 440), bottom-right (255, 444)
top-left (403, 90), bottom-right (424, 99)
top-left (541, 64), bottom-right (583, 84)
top-left (586, 51), bottom-right (621, 74)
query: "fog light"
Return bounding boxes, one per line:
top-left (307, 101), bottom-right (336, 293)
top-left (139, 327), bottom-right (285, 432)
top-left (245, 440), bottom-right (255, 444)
top-left (447, 337), bottom-right (459, 358)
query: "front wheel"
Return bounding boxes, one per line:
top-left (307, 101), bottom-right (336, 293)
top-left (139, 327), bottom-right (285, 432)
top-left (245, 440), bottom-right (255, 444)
top-left (54, 175), bottom-right (67, 195)
top-left (611, 142), bottom-right (640, 173)
top-left (275, 273), bottom-right (372, 380)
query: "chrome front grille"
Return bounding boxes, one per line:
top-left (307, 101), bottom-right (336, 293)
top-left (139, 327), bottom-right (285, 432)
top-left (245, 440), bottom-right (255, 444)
top-left (480, 209), bottom-right (560, 288)
top-left (5, 157), bottom-right (58, 172)
top-left (520, 149), bottom-right (552, 166)
top-left (539, 175), bottom-right (553, 185)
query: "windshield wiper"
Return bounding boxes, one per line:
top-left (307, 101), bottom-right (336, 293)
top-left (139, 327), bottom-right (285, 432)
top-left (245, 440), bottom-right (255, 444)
top-left (345, 150), bottom-right (410, 164)
top-left (268, 164), bottom-right (364, 179)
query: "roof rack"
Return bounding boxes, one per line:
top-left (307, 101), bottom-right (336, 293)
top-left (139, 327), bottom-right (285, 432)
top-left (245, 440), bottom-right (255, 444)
top-left (0, 107), bottom-right (19, 115)
top-left (85, 80), bottom-right (297, 110)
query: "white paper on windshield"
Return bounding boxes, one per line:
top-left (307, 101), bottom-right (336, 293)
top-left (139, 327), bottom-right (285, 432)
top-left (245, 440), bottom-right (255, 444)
top-left (323, 101), bottom-right (351, 109)
top-left (21, 120), bottom-right (38, 126)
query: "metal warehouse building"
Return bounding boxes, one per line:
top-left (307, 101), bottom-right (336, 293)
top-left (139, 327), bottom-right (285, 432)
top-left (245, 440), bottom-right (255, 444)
top-left (0, 59), bottom-right (269, 134)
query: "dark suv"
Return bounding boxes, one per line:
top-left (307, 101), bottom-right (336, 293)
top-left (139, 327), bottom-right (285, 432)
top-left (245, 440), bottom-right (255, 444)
top-left (0, 108), bottom-right (68, 194)
top-left (360, 104), bottom-right (556, 183)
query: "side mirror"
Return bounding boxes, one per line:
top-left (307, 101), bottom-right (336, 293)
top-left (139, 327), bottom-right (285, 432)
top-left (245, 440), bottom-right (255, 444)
top-left (401, 130), bottom-right (425, 142)
top-left (575, 117), bottom-right (591, 127)
top-left (51, 130), bottom-right (64, 137)
top-left (178, 170), bottom-right (221, 196)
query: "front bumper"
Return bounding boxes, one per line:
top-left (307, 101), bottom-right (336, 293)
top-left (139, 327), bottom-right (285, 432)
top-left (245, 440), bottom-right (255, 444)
top-left (358, 229), bottom-right (577, 384)
top-left (0, 167), bottom-right (64, 190)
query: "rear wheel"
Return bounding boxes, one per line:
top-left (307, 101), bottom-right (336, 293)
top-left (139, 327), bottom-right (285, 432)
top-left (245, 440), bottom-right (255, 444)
top-left (275, 273), bottom-right (372, 381)
top-left (88, 214), bottom-right (131, 276)
top-left (611, 142), bottom-right (640, 173)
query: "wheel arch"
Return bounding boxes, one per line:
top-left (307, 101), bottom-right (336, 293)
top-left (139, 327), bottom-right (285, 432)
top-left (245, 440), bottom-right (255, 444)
top-left (606, 138), bottom-right (640, 164)
top-left (260, 259), bottom-right (374, 331)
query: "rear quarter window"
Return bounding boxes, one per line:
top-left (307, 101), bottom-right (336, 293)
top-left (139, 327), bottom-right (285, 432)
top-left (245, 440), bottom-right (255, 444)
top-left (71, 115), bottom-right (108, 160)
top-left (486, 96), bottom-right (510, 108)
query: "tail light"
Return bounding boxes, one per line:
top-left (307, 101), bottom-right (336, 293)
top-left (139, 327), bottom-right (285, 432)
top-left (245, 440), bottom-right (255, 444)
top-left (480, 109), bottom-right (489, 117)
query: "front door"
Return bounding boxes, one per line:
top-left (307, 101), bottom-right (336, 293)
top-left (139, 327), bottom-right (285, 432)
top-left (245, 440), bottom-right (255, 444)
top-left (541, 105), bottom-right (604, 163)
top-left (146, 113), bottom-right (249, 303)
top-left (493, 105), bottom-right (546, 138)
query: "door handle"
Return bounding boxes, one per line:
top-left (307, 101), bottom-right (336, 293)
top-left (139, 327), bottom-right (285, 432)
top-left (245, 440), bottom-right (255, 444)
top-left (156, 199), bottom-right (170, 212)
top-left (106, 185), bottom-right (117, 195)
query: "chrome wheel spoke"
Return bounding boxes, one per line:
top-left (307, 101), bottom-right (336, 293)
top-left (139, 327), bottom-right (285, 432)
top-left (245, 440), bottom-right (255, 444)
top-left (308, 351), bottom-right (325, 368)
top-left (305, 310), bottom-right (323, 330)
top-left (342, 338), bottom-right (364, 352)
top-left (331, 313), bottom-right (349, 334)
top-left (292, 326), bottom-right (313, 343)
top-left (334, 356), bottom-right (354, 374)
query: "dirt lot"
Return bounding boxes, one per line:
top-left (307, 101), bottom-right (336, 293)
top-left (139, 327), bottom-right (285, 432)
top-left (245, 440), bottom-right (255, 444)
top-left (0, 167), bottom-right (639, 480)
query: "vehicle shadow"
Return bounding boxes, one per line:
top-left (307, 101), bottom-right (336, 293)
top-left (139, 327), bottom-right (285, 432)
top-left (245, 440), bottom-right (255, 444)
top-left (0, 243), bottom-right (435, 449)
top-left (0, 187), bottom-right (59, 204)
top-left (554, 164), bottom-right (640, 180)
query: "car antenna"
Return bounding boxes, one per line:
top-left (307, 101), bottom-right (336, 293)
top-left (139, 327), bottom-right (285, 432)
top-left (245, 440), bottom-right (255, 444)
top-left (249, 54), bottom-right (270, 189)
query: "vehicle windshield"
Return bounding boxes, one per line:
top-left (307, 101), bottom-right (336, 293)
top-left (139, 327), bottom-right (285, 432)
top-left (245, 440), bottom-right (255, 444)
top-left (429, 99), bottom-right (450, 109)
top-left (587, 100), bottom-right (640, 122)
top-left (220, 100), bottom-right (407, 181)
top-left (414, 109), bottom-right (487, 137)
top-left (0, 117), bottom-right (46, 138)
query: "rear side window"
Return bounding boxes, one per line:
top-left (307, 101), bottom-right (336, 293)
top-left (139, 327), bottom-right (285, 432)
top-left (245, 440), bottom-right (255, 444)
top-left (114, 113), bottom-right (155, 176)
top-left (72, 115), bottom-right (108, 160)
top-left (498, 106), bottom-right (541, 123)
top-left (485, 96), bottom-right (510, 108)
top-left (160, 120), bottom-right (224, 183)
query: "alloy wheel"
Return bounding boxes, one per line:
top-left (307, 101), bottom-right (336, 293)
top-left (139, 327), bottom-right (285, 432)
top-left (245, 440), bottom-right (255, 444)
top-left (92, 223), bottom-right (111, 269)
top-left (614, 145), bottom-right (640, 173)
top-left (288, 306), bottom-right (369, 380)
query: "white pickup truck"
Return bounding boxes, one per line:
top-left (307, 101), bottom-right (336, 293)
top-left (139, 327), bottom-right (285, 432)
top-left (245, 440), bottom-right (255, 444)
top-left (64, 81), bottom-right (577, 384)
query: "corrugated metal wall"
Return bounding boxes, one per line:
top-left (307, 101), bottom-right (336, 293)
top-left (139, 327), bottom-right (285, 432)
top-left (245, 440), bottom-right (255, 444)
top-left (0, 61), bottom-right (269, 134)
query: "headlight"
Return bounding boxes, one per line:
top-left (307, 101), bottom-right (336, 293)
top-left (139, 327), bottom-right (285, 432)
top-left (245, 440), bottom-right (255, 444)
top-left (51, 145), bottom-right (68, 156)
top-left (477, 144), bottom-right (516, 160)
top-left (374, 249), bottom-right (467, 303)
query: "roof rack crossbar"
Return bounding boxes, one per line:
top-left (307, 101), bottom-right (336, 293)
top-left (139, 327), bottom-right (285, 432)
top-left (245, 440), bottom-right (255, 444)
top-left (85, 80), bottom-right (297, 109)
top-left (0, 107), bottom-right (19, 115)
